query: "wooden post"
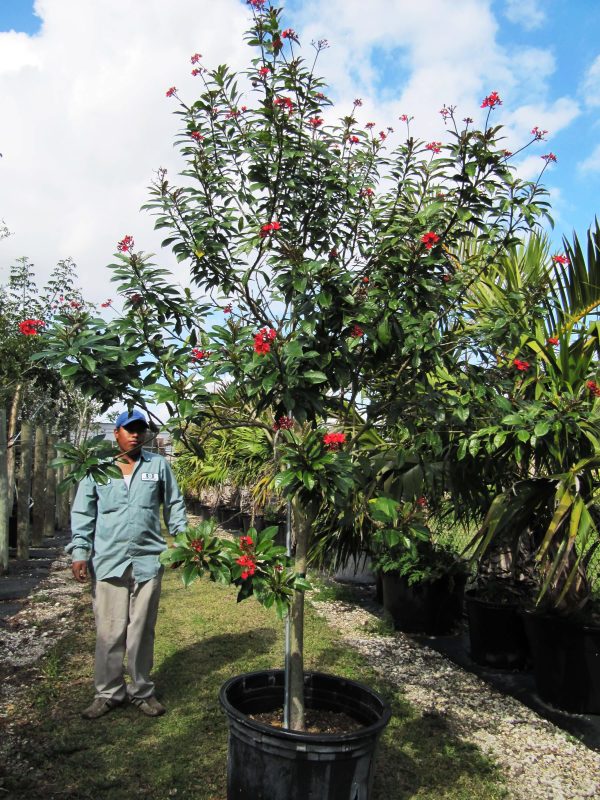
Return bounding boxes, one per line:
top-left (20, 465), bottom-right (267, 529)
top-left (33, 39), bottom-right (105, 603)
top-left (6, 383), bottom-right (22, 515)
top-left (17, 422), bottom-right (33, 560)
top-left (31, 425), bottom-right (47, 546)
top-left (44, 435), bottom-right (57, 538)
top-left (56, 463), bottom-right (69, 531)
top-left (0, 409), bottom-right (9, 575)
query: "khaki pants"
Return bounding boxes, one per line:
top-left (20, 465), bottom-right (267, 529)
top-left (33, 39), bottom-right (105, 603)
top-left (91, 565), bottom-right (163, 702)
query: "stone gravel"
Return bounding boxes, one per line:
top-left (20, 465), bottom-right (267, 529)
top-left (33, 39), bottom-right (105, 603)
top-left (312, 592), bottom-right (600, 800)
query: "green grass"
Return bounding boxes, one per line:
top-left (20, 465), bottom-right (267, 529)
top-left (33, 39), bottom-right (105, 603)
top-left (3, 569), bottom-right (508, 800)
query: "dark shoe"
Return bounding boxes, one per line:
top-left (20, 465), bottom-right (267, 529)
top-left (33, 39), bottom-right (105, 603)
top-left (81, 698), bottom-right (121, 719)
top-left (129, 695), bottom-right (166, 717)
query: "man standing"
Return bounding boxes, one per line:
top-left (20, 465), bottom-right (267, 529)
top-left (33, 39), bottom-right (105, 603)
top-left (68, 410), bottom-right (187, 719)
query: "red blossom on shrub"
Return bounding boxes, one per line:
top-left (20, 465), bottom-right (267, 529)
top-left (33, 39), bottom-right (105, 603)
top-left (362, 276), bottom-right (369, 284)
top-left (323, 432), bottom-right (346, 450)
top-left (274, 96), bottom-right (294, 112)
top-left (442, 274), bottom-right (451, 282)
top-left (360, 187), bottom-right (374, 198)
top-left (223, 304), bottom-right (233, 314)
top-left (348, 135), bottom-right (359, 144)
top-left (129, 293), bottom-right (143, 305)
top-left (18, 319), bottom-right (44, 335)
top-left (587, 381), bottom-right (600, 398)
top-left (247, 0), bottom-right (266, 8)
top-left (513, 358), bottom-right (530, 371)
top-left (190, 538), bottom-right (204, 553)
top-left (399, 114), bottom-right (409, 122)
top-left (273, 415), bottom-right (294, 431)
top-left (542, 153), bottom-right (557, 163)
top-left (350, 324), bottom-right (364, 338)
top-left (552, 254), bottom-right (569, 265)
top-left (416, 496), bottom-right (428, 508)
top-left (239, 535), bottom-right (254, 549)
top-left (281, 28), bottom-right (297, 40)
top-left (260, 221), bottom-right (281, 238)
top-left (165, 86), bottom-right (177, 98)
top-left (236, 553), bottom-right (256, 579)
top-left (101, 299), bottom-right (112, 308)
top-left (353, 98), bottom-right (363, 106)
top-left (254, 327), bottom-right (276, 354)
top-left (547, 337), bottom-right (559, 346)
top-left (365, 122), bottom-right (375, 129)
top-left (309, 117), bottom-right (323, 127)
top-left (191, 131), bottom-right (204, 142)
top-left (425, 141), bottom-right (442, 154)
top-left (421, 232), bottom-right (440, 250)
top-left (190, 53), bottom-right (202, 64)
top-left (70, 300), bottom-right (81, 309)
top-left (502, 150), bottom-right (512, 157)
top-left (117, 235), bottom-right (134, 253)
top-left (258, 66), bottom-right (270, 77)
top-left (481, 91), bottom-right (502, 108)
top-left (191, 348), bottom-right (210, 361)
top-left (439, 106), bottom-right (451, 119)
top-left (531, 126), bottom-right (548, 141)
top-left (191, 68), bottom-right (203, 77)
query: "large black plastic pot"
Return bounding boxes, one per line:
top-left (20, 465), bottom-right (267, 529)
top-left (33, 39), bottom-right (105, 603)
top-left (219, 669), bottom-right (391, 800)
top-left (382, 570), bottom-right (465, 635)
top-left (523, 611), bottom-right (600, 713)
top-left (465, 591), bottom-right (530, 670)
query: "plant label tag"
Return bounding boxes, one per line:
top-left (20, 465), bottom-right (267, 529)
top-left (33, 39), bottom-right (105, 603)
top-left (141, 473), bottom-right (159, 482)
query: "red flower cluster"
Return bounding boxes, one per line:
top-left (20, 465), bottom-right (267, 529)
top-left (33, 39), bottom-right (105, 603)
top-left (274, 96), bottom-right (294, 112)
top-left (260, 220), bottom-right (281, 238)
top-left (190, 53), bottom-right (202, 64)
top-left (117, 235), bottom-right (134, 253)
top-left (309, 117), bottom-right (323, 127)
top-left (547, 337), bottom-right (559, 346)
top-left (348, 135), bottom-right (359, 144)
top-left (587, 381), bottom-right (600, 398)
top-left (552, 254), bottom-right (569, 265)
top-left (191, 131), bottom-right (204, 142)
top-left (223, 304), bottom-right (233, 314)
top-left (360, 187), bottom-right (374, 198)
top-left (258, 66), bottom-right (270, 77)
top-left (399, 114), bottom-right (409, 123)
top-left (129, 293), bottom-right (143, 305)
top-left (542, 153), bottom-right (557, 163)
top-left (254, 327), bottom-right (276, 354)
top-left (236, 554), bottom-right (256, 580)
top-left (101, 299), bottom-right (112, 308)
top-left (18, 319), bottom-right (44, 336)
top-left (481, 91), bottom-right (502, 109)
top-left (165, 86), bottom-right (177, 98)
top-left (416, 496), bottom-right (428, 508)
top-left (531, 126), bottom-right (547, 141)
top-left (191, 68), bottom-right (203, 77)
top-left (379, 131), bottom-right (386, 141)
top-left (247, 0), bottom-right (266, 8)
top-left (353, 98), bottom-right (363, 107)
top-left (70, 300), bottom-right (81, 309)
top-left (323, 432), bottom-right (345, 450)
top-left (365, 122), bottom-right (375, 129)
top-left (273, 416), bottom-right (294, 431)
top-left (421, 231), bottom-right (440, 250)
top-left (281, 28), bottom-right (297, 40)
top-left (362, 276), bottom-right (369, 284)
top-left (350, 324), bottom-right (364, 338)
top-left (191, 348), bottom-right (210, 361)
top-left (425, 141), bottom-right (442, 154)
top-left (513, 358), bottom-right (530, 371)
top-left (190, 538), bottom-right (204, 553)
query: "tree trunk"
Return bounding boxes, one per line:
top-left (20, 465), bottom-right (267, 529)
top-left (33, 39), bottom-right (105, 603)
top-left (285, 500), bottom-right (312, 731)
top-left (44, 435), bottom-right (57, 537)
top-left (17, 422), bottom-right (33, 560)
top-left (0, 409), bottom-right (9, 575)
top-left (31, 425), bottom-right (46, 545)
top-left (6, 383), bottom-right (22, 515)
top-left (56, 463), bottom-right (70, 531)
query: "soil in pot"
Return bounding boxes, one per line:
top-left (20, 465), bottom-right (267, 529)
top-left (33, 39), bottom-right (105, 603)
top-left (382, 570), bottom-right (465, 635)
top-left (524, 610), bottom-right (600, 714)
top-left (220, 669), bottom-right (391, 800)
top-left (465, 590), bottom-right (530, 670)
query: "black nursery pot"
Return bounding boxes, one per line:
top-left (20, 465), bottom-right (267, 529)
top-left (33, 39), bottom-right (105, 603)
top-left (219, 669), bottom-right (392, 800)
top-left (523, 610), bottom-right (600, 714)
top-left (382, 570), bottom-right (466, 635)
top-left (465, 591), bottom-right (530, 670)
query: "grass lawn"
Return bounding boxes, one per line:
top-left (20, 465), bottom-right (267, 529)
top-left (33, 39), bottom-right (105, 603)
top-left (3, 567), bottom-right (508, 800)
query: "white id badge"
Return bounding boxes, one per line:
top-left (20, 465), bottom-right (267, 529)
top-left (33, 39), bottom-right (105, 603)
top-left (141, 473), bottom-right (159, 482)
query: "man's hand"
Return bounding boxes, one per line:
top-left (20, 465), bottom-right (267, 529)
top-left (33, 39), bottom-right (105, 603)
top-left (72, 560), bottom-right (89, 583)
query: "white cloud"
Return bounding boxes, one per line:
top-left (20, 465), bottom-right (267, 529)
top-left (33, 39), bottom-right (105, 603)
top-left (582, 54), bottom-right (600, 108)
top-left (504, 0), bottom-right (545, 30)
top-left (578, 143), bottom-right (600, 174)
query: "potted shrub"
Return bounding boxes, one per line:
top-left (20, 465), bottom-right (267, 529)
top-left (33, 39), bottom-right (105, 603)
top-left (38, 0), bottom-right (555, 793)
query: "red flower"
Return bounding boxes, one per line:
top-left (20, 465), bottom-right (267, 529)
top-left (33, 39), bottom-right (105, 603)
top-left (190, 53), bottom-right (202, 64)
top-left (547, 337), bottom-right (559, 346)
top-left (236, 553), bottom-right (256, 579)
top-left (190, 538), bottom-right (204, 553)
top-left (365, 122), bottom-right (375, 129)
top-left (353, 98), bottom-right (363, 106)
top-left (379, 131), bottom-right (386, 141)
top-left (502, 150), bottom-right (512, 157)
top-left (552, 254), bottom-right (569, 265)
top-left (191, 131), bottom-right (204, 142)
top-left (531, 126), bottom-right (548, 141)
top-left (254, 327), bottom-right (276, 354)
top-left (349, 135), bottom-right (359, 144)
top-left (362, 276), bottom-right (369, 284)
top-left (259, 221), bottom-right (280, 238)
top-left (223, 304), bottom-right (233, 314)
top-left (273, 415), bottom-right (294, 431)
top-left (191, 68), bottom-right (203, 77)
top-left (70, 300), bottom-right (81, 309)
top-left (117, 235), bottom-right (134, 253)
top-left (442, 274), bottom-right (451, 282)
top-left (165, 86), bottom-right (177, 98)
top-left (247, 0), bottom-right (266, 8)
top-left (225, 109), bottom-right (240, 119)
top-left (323, 432), bottom-right (346, 451)
top-left (281, 28), bottom-right (297, 40)
top-left (587, 381), bottom-right (600, 398)
top-left (513, 358), bottom-right (530, 371)
top-left (421, 232), bottom-right (440, 250)
top-left (239, 535), bottom-right (254, 549)
top-left (101, 299), bottom-right (112, 308)
top-left (425, 141), bottom-right (442, 154)
top-left (481, 91), bottom-right (502, 108)
top-left (541, 152), bottom-right (557, 162)
top-left (191, 348), bottom-right (210, 361)
top-left (274, 96), bottom-right (294, 113)
top-left (309, 117), bottom-right (323, 127)
top-left (18, 319), bottom-right (44, 336)
top-left (416, 496), bottom-right (428, 508)
top-left (350, 324), bottom-right (364, 338)
top-left (360, 187), bottom-right (374, 197)
top-left (258, 66), bottom-right (270, 77)
top-left (129, 293), bottom-right (143, 305)
top-left (399, 114), bottom-right (409, 122)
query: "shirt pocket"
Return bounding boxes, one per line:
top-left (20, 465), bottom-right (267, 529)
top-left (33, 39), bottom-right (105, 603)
top-left (137, 480), bottom-right (160, 509)
top-left (96, 483), bottom-right (122, 513)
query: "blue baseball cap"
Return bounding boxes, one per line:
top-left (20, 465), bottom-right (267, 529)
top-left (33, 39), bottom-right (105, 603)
top-left (115, 409), bottom-right (148, 429)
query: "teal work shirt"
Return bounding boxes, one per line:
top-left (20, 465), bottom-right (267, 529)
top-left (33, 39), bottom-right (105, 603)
top-left (67, 450), bottom-right (188, 582)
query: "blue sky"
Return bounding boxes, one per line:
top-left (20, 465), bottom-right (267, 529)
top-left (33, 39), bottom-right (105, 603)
top-left (0, 0), bottom-right (598, 301)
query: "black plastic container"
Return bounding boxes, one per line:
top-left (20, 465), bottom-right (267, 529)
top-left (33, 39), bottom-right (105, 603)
top-left (465, 591), bottom-right (530, 670)
top-left (523, 611), bottom-right (600, 714)
top-left (219, 669), bottom-right (391, 800)
top-left (382, 571), bottom-right (465, 635)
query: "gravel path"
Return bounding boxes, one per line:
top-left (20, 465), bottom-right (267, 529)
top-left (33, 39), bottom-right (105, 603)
top-left (312, 593), bottom-right (600, 800)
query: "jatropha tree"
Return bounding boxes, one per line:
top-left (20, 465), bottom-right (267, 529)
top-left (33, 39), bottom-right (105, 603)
top-left (40, 0), bottom-right (553, 728)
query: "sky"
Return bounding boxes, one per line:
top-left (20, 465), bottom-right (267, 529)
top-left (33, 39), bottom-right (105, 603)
top-left (0, 0), bottom-right (598, 305)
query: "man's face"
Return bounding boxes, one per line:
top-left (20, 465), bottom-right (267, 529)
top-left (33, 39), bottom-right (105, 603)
top-left (114, 420), bottom-right (147, 456)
